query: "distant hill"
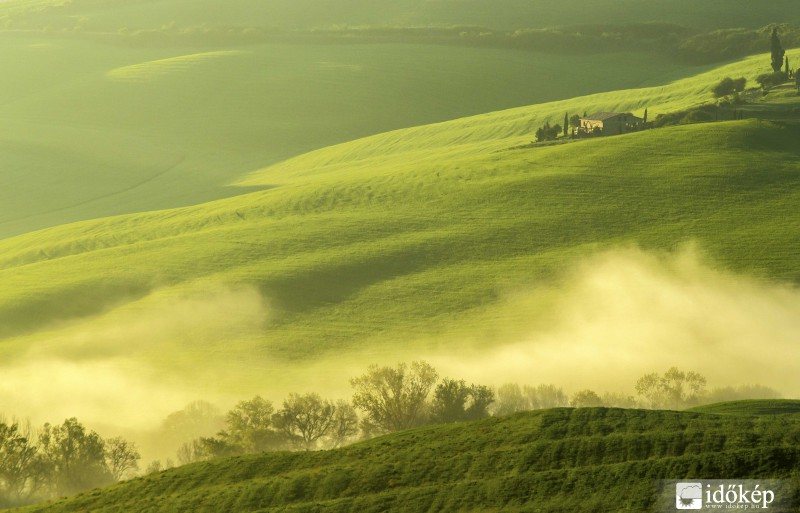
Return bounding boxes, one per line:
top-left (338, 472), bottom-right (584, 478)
top-left (16, 407), bottom-right (800, 513)
top-left (2, 0), bottom-right (799, 31)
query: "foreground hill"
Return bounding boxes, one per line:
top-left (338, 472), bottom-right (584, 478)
top-left (17, 406), bottom-right (800, 513)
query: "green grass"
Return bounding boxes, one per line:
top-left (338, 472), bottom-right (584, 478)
top-left (16, 406), bottom-right (800, 513)
top-left (0, 51), bottom-right (798, 393)
top-left (689, 400), bottom-right (800, 416)
top-left (0, 31), bottom-right (701, 239)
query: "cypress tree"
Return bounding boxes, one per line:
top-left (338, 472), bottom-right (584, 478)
top-left (785, 56), bottom-right (790, 75)
top-left (643, 108), bottom-right (648, 124)
top-left (771, 27), bottom-right (785, 73)
top-left (563, 112), bottom-right (568, 137)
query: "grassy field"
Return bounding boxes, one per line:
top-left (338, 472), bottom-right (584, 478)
top-left (690, 400), bottom-right (800, 416)
top-left (16, 406), bottom-right (800, 513)
top-left (0, 49), bottom-right (798, 434)
top-left (0, 31), bottom-right (702, 239)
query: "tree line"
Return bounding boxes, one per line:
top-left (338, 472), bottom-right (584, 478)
top-left (1, 362), bottom-right (781, 507)
top-left (0, 418), bottom-right (140, 508)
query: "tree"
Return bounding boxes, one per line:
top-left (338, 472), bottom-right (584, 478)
top-left (325, 400), bottom-right (360, 449)
top-left (350, 361), bottom-right (438, 433)
top-left (104, 437), bottom-right (140, 481)
top-left (525, 384), bottom-right (568, 409)
top-left (225, 396), bottom-right (280, 453)
top-left (784, 55), bottom-right (789, 75)
top-left (274, 393), bottom-right (336, 451)
top-left (535, 122), bottom-right (561, 142)
top-left (38, 418), bottom-right (113, 497)
top-left (160, 401), bottom-right (225, 451)
top-left (570, 389), bottom-right (603, 408)
top-left (711, 77), bottom-right (745, 98)
top-left (563, 112), bottom-right (569, 137)
top-left (176, 439), bottom-right (208, 465)
top-left (635, 367), bottom-right (707, 409)
top-left (430, 378), bottom-right (494, 423)
top-left (756, 71), bottom-right (787, 90)
top-left (569, 114), bottom-right (581, 128)
top-left (493, 383), bottom-right (528, 416)
top-left (771, 27), bottom-right (785, 72)
top-left (643, 108), bottom-right (648, 124)
top-left (0, 420), bottom-right (46, 506)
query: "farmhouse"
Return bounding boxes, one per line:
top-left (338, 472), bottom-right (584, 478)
top-left (580, 112), bottom-right (643, 136)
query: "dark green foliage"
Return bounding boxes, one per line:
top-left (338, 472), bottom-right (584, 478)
top-left (37, 419), bottom-right (114, 498)
top-left (535, 121), bottom-right (562, 142)
top-left (771, 27), bottom-right (786, 72)
top-left (712, 76), bottom-right (747, 97)
top-left (569, 390), bottom-right (603, 408)
top-left (679, 24), bottom-right (800, 64)
top-left (563, 112), bottom-right (569, 137)
top-left (430, 378), bottom-right (494, 423)
top-left (757, 71), bottom-right (789, 89)
top-left (21, 405), bottom-right (800, 513)
top-left (0, 421), bottom-right (44, 507)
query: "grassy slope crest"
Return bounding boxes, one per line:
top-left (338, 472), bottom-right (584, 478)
top-left (18, 405), bottom-right (800, 513)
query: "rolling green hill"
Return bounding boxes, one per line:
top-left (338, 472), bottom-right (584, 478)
top-left (0, 49), bottom-right (798, 424)
top-left (1, 0), bottom-right (799, 239)
top-left (0, 31), bottom-right (699, 239)
top-left (16, 407), bottom-right (800, 513)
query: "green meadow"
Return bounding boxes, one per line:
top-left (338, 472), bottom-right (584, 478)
top-left (0, 49), bottom-right (798, 416)
top-left (18, 405), bottom-right (800, 513)
top-left (0, 32), bottom-right (699, 239)
top-left (0, 0), bottom-right (799, 510)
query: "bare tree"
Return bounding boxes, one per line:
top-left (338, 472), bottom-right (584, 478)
top-left (326, 400), bottom-right (360, 449)
top-left (525, 384), bottom-right (568, 409)
top-left (635, 367), bottom-right (707, 409)
top-left (274, 393), bottom-right (336, 451)
top-left (351, 361), bottom-right (438, 433)
top-left (493, 383), bottom-right (529, 416)
top-left (104, 437), bottom-right (140, 481)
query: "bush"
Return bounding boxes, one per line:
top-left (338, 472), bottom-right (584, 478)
top-left (712, 77), bottom-right (747, 98)
top-left (756, 71), bottom-right (788, 89)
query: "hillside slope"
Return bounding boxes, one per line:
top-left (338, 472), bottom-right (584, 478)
top-left (17, 407), bottom-right (800, 513)
top-left (0, 33), bottom-right (697, 239)
top-left (0, 52), bottom-right (798, 427)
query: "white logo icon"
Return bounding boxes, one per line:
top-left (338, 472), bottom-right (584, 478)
top-left (676, 482), bottom-right (703, 510)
